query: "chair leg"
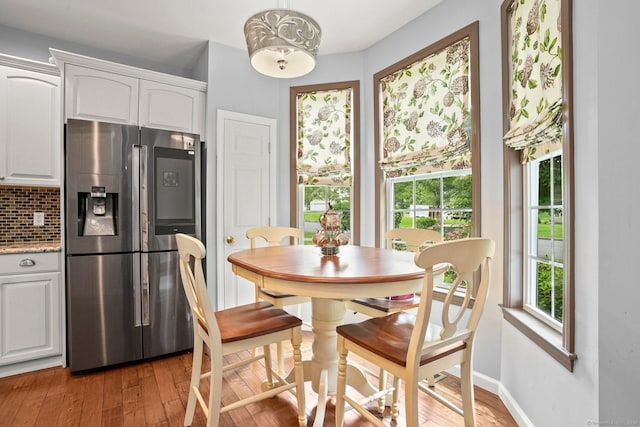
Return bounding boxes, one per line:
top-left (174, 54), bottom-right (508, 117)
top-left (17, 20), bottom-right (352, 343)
top-left (263, 344), bottom-right (275, 387)
top-left (377, 367), bottom-right (386, 414)
top-left (404, 377), bottom-right (419, 427)
top-left (184, 336), bottom-right (203, 426)
top-left (291, 328), bottom-right (307, 427)
top-left (335, 338), bottom-right (348, 427)
top-left (390, 375), bottom-right (401, 420)
top-left (208, 348), bottom-right (223, 427)
top-left (276, 341), bottom-right (285, 376)
top-left (460, 359), bottom-right (476, 427)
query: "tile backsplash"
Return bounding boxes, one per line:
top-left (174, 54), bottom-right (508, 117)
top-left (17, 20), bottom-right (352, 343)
top-left (0, 186), bottom-right (60, 245)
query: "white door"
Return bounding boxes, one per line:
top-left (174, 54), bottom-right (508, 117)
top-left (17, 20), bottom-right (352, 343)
top-left (216, 110), bottom-right (276, 310)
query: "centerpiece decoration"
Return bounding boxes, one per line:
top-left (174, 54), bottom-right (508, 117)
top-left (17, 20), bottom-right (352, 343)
top-left (312, 203), bottom-right (349, 255)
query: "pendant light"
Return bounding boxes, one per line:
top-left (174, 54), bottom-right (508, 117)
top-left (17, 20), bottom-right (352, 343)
top-left (244, 2), bottom-right (321, 78)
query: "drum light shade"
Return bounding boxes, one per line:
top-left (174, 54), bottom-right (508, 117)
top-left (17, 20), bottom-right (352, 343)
top-left (244, 9), bottom-right (321, 78)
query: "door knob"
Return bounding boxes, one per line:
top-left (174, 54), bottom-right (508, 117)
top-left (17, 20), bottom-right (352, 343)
top-left (226, 235), bottom-right (235, 244)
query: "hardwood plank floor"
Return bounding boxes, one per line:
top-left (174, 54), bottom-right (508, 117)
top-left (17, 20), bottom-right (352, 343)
top-left (0, 332), bottom-right (516, 426)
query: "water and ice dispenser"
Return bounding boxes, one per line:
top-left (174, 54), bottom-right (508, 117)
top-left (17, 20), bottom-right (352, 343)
top-left (78, 186), bottom-right (118, 236)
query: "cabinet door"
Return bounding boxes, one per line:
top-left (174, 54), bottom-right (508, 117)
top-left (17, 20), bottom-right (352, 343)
top-left (0, 272), bottom-right (60, 365)
top-left (0, 66), bottom-right (60, 186)
top-left (139, 79), bottom-right (204, 136)
top-left (65, 64), bottom-right (138, 124)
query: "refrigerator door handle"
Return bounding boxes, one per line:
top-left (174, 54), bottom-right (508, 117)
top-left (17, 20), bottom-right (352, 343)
top-left (142, 253), bottom-right (150, 326)
top-left (132, 145), bottom-right (141, 251)
top-left (133, 253), bottom-right (142, 327)
top-left (139, 144), bottom-right (149, 252)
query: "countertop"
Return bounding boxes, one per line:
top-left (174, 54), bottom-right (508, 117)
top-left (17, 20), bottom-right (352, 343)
top-left (0, 242), bottom-right (62, 254)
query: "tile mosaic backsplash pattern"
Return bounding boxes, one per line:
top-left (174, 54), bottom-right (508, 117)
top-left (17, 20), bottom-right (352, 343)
top-left (0, 186), bottom-right (60, 245)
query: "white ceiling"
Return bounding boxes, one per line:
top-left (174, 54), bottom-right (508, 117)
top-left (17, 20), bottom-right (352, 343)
top-left (0, 0), bottom-right (442, 70)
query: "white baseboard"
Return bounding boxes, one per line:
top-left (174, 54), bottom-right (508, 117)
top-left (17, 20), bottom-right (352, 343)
top-left (443, 368), bottom-right (533, 426)
top-left (498, 382), bottom-right (535, 427)
top-left (445, 366), bottom-right (501, 394)
top-left (0, 355), bottom-right (63, 378)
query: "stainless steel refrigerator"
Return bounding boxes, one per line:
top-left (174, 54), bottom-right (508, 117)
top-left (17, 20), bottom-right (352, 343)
top-left (65, 119), bottom-right (201, 372)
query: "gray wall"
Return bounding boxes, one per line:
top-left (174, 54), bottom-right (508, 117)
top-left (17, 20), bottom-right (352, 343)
top-left (0, 23), bottom-right (195, 77)
top-left (598, 0), bottom-right (640, 423)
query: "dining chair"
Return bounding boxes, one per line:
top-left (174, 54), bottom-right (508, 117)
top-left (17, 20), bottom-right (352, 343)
top-left (335, 237), bottom-right (495, 427)
top-left (246, 226), bottom-right (311, 375)
top-left (175, 233), bottom-right (306, 427)
top-left (345, 228), bottom-right (442, 317)
top-left (343, 228), bottom-right (442, 412)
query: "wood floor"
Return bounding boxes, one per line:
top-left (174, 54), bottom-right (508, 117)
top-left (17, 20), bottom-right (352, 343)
top-left (0, 332), bottom-right (517, 426)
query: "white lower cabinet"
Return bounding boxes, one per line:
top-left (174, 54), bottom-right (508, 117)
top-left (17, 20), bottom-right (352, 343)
top-left (0, 253), bottom-right (61, 370)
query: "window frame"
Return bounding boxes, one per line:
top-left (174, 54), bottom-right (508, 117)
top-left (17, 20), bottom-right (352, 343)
top-left (501, 0), bottom-right (576, 371)
top-left (290, 81), bottom-right (361, 245)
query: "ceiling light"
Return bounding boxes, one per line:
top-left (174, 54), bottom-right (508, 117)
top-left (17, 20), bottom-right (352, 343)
top-left (244, 8), bottom-right (321, 78)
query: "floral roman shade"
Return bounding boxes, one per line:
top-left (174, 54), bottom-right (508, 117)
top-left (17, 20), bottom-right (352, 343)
top-left (379, 37), bottom-right (472, 178)
top-left (296, 88), bottom-right (352, 185)
top-left (504, 0), bottom-right (563, 163)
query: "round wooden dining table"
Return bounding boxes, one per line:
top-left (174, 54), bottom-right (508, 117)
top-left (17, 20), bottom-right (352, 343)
top-left (227, 244), bottom-right (425, 427)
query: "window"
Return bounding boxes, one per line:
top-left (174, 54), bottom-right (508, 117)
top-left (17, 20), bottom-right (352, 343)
top-left (525, 152), bottom-right (564, 329)
top-left (301, 185), bottom-right (352, 245)
top-left (290, 81), bottom-right (360, 245)
top-left (501, 0), bottom-right (576, 371)
top-left (387, 171), bottom-right (472, 241)
top-left (374, 22), bottom-right (480, 247)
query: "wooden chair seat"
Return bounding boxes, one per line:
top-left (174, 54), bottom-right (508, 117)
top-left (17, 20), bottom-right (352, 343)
top-left (337, 311), bottom-right (465, 367)
top-left (216, 301), bottom-right (302, 343)
top-left (346, 296), bottom-right (421, 317)
top-left (259, 288), bottom-right (307, 301)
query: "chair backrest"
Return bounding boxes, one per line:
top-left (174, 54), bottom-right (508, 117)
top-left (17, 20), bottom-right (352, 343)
top-left (408, 237), bottom-right (495, 368)
top-left (384, 228), bottom-right (442, 252)
top-left (175, 233), bottom-right (221, 343)
top-left (246, 226), bottom-right (302, 248)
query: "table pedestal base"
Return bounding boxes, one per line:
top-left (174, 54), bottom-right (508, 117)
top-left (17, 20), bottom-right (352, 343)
top-left (282, 298), bottom-right (381, 427)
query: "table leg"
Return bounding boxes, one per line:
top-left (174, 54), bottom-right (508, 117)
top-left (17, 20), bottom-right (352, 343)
top-left (310, 297), bottom-right (343, 393)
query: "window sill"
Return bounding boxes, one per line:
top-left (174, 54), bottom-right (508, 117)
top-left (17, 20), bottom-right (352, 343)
top-left (501, 306), bottom-right (577, 372)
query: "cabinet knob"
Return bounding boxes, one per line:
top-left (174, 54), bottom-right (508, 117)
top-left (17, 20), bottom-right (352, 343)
top-left (0, 176), bottom-right (5, 180)
top-left (19, 258), bottom-right (36, 267)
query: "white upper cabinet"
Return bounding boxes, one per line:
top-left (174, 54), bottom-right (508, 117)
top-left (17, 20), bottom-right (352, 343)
top-left (139, 80), bottom-right (205, 135)
top-left (65, 64), bottom-right (138, 124)
top-left (0, 58), bottom-right (61, 187)
top-left (51, 49), bottom-right (207, 138)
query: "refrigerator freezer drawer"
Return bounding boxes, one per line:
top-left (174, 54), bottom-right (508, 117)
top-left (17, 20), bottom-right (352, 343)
top-left (66, 253), bottom-right (143, 372)
top-left (142, 251), bottom-right (193, 358)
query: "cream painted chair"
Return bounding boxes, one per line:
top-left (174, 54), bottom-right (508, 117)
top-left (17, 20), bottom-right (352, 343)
top-left (335, 237), bottom-right (495, 427)
top-left (344, 227), bottom-right (442, 412)
top-left (175, 233), bottom-right (306, 427)
top-left (246, 226), bottom-right (311, 375)
top-left (345, 228), bottom-right (442, 317)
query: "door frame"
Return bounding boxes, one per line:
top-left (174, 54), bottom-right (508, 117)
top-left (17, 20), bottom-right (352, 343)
top-left (215, 109), bottom-right (277, 310)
